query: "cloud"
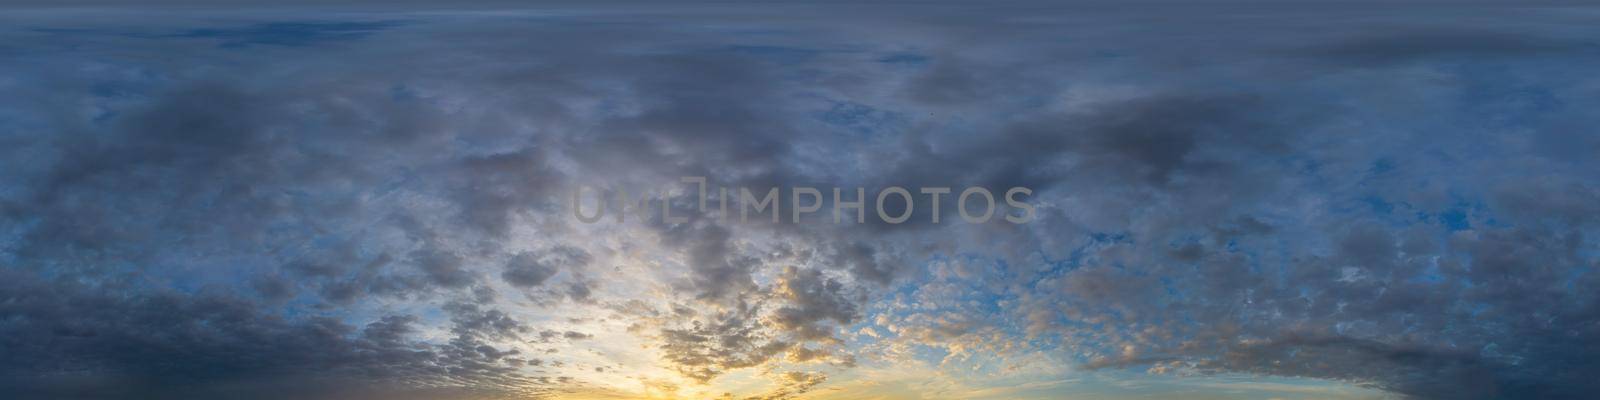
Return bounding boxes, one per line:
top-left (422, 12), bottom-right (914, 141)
top-left (0, 271), bottom-right (546, 399)
top-left (503, 246), bottom-right (590, 288)
top-left (1284, 28), bottom-right (1592, 67)
top-left (167, 21), bottom-right (409, 48)
top-left (2, 4), bottom-right (1600, 400)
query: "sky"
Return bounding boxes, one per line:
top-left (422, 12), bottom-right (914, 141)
top-left (2, 2), bottom-right (1599, 400)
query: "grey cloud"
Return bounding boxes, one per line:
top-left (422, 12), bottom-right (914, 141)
top-left (503, 246), bottom-right (590, 288)
top-left (503, 253), bottom-right (559, 288)
top-left (167, 21), bottom-right (409, 48)
top-left (1286, 29), bottom-right (1595, 67)
top-left (770, 266), bottom-right (858, 343)
top-left (412, 248), bottom-right (476, 289)
top-left (536, 330), bottom-right (594, 343)
top-left (0, 272), bottom-right (543, 400)
top-left (650, 267), bottom-right (860, 383)
top-left (657, 303), bottom-right (789, 383)
top-left (744, 371), bottom-right (827, 400)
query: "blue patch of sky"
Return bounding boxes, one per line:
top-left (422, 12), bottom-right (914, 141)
top-left (1026, 235), bottom-right (1115, 284)
top-left (1437, 208), bottom-right (1471, 231)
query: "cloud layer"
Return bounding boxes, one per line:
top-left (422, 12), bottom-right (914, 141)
top-left (3, 3), bottom-right (1600, 399)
